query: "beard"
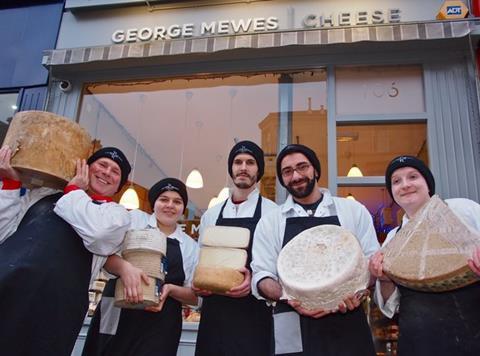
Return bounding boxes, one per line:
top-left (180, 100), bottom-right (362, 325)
top-left (233, 173), bottom-right (257, 189)
top-left (286, 176), bottom-right (316, 199)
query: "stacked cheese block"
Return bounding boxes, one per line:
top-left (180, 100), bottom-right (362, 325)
top-left (383, 195), bottom-right (480, 292)
top-left (88, 271), bottom-right (108, 316)
top-left (278, 225), bottom-right (369, 310)
top-left (115, 228), bottom-right (167, 309)
top-left (193, 226), bottom-right (250, 293)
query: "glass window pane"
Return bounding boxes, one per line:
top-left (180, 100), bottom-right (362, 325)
top-left (79, 74), bottom-right (281, 215)
top-left (336, 65), bottom-right (425, 115)
top-left (337, 122), bottom-right (427, 177)
top-left (0, 93), bottom-right (18, 142)
top-left (291, 71), bottom-right (328, 188)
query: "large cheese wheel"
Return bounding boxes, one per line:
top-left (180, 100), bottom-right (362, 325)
top-left (121, 229), bottom-right (166, 280)
top-left (193, 247), bottom-right (247, 293)
top-left (383, 195), bottom-right (480, 292)
top-left (201, 226), bottom-right (250, 249)
top-left (278, 225), bottom-right (369, 310)
top-left (114, 276), bottom-right (161, 309)
top-left (2, 111), bottom-right (94, 189)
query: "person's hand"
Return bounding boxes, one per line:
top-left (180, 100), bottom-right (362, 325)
top-left (369, 251), bottom-right (392, 282)
top-left (468, 246), bottom-right (480, 277)
top-left (225, 267), bottom-right (251, 298)
top-left (337, 291), bottom-right (368, 313)
top-left (120, 263), bottom-right (150, 304)
top-left (191, 285), bottom-right (213, 297)
top-left (0, 146), bottom-right (20, 181)
top-left (67, 159), bottom-right (89, 190)
top-left (145, 284), bottom-right (171, 313)
top-left (288, 300), bottom-right (331, 319)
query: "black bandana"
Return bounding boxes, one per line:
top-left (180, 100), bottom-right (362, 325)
top-left (148, 178), bottom-right (188, 212)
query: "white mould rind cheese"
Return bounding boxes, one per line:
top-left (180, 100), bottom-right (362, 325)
top-left (201, 226), bottom-right (250, 249)
top-left (277, 225), bottom-right (369, 310)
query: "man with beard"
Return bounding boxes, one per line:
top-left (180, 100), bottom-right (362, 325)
top-left (194, 140), bottom-right (278, 356)
top-left (251, 144), bottom-right (379, 356)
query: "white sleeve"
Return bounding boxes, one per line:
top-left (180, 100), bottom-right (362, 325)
top-left (0, 189), bottom-right (23, 244)
top-left (374, 279), bottom-right (401, 318)
top-left (347, 200), bottom-right (380, 257)
top-left (0, 187), bottom-right (56, 244)
top-left (53, 189), bottom-right (130, 256)
top-left (181, 236), bottom-right (199, 287)
top-left (251, 211), bottom-right (283, 300)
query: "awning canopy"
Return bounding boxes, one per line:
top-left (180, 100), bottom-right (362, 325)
top-left (43, 19), bottom-right (479, 67)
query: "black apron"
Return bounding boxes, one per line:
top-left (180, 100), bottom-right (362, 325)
top-left (0, 193), bottom-right (93, 356)
top-left (392, 219), bottom-right (480, 356)
top-left (273, 205), bottom-right (375, 356)
top-left (82, 237), bottom-right (186, 356)
top-left (195, 196), bottom-right (273, 356)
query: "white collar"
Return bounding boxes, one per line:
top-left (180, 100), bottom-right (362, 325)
top-left (228, 187), bottom-right (259, 204)
top-left (281, 187), bottom-right (334, 214)
top-left (146, 214), bottom-right (184, 244)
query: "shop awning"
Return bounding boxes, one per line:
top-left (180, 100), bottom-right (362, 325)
top-left (43, 19), bottom-right (480, 66)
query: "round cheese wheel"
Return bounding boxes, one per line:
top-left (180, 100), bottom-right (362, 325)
top-left (277, 224), bottom-right (369, 310)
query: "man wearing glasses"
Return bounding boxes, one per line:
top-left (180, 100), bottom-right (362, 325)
top-left (251, 144), bottom-right (379, 356)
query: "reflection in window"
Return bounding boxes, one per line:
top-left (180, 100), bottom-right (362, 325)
top-left (0, 92), bottom-right (18, 142)
top-left (337, 122), bottom-right (427, 177)
top-left (336, 65), bottom-right (425, 115)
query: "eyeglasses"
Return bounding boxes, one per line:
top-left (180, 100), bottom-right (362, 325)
top-left (281, 162), bottom-right (311, 178)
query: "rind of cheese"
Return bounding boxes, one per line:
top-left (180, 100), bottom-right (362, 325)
top-left (197, 247), bottom-right (247, 269)
top-left (202, 226), bottom-right (250, 249)
top-left (114, 276), bottom-right (160, 309)
top-left (278, 225), bottom-right (369, 310)
top-left (122, 228), bottom-right (167, 255)
top-left (3, 111), bottom-right (93, 190)
top-left (193, 266), bottom-right (245, 293)
top-left (383, 195), bottom-right (480, 292)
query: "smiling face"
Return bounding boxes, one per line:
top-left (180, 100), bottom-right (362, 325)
top-left (391, 166), bottom-right (430, 217)
top-left (231, 153), bottom-right (258, 189)
top-left (280, 152), bottom-right (317, 199)
top-left (154, 190), bottom-right (184, 229)
top-left (88, 157), bottom-right (122, 197)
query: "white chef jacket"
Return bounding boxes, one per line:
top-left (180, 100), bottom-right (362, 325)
top-left (251, 188), bottom-right (380, 299)
top-left (374, 197), bottom-right (480, 318)
top-left (0, 187), bottom-right (131, 284)
top-left (198, 187), bottom-right (279, 246)
top-left (129, 209), bottom-right (199, 287)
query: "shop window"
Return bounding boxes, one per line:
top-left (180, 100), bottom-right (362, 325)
top-left (0, 92), bottom-right (18, 143)
top-left (336, 65), bottom-right (425, 115)
top-left (337, 122), bottom-right (428, 177)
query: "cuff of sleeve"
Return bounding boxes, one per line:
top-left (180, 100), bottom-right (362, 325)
top-left (251, 271), bottom-right (278, 300)
top-left (374, 280), bottom-right (400, 318)
top-left (64, 184), bottom-right (80, 194)
top-left (1, 178), bottom-right (21, 190)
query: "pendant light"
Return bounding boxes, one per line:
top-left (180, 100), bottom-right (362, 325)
top-left (217, 187), bottom-right (230, 201)
top-left (208, 196), bottom-right (221, 209)
top-left (186, 168), bottom-right (204, 188)
top-left (120, 94), bottom-right (144, 210)
top-left (346, 193), bottom-right (356, 200)
top-left (347, 164), bottom-right (363, 177)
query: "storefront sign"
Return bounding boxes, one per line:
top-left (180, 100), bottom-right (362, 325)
top-left (111, 8), bottom-right (402, 44)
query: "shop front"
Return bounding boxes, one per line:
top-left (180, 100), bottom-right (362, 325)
top-left (40, 1), bottom-right (480, 355)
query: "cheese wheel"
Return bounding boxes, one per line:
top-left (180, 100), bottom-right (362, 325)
top-left (114, 276), bottom-right (161, 309)
top-left (197, 246), bottom-right (247, 269)
top-left (122, 228), bottom-right (167, 255)
top-left (2, 110), bottom-right (94, 189)
top-left (193, 247), bottom-right (247, 293)
top-left (278, 225), bottom-right (369, 310)
top-left (202, 226), bottom-right (250, 249)
top-left (383, 195), bottom-right (480, 292)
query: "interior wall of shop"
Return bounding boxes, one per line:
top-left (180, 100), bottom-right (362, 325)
top-left (45, 37), bottom-right (480, 203)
